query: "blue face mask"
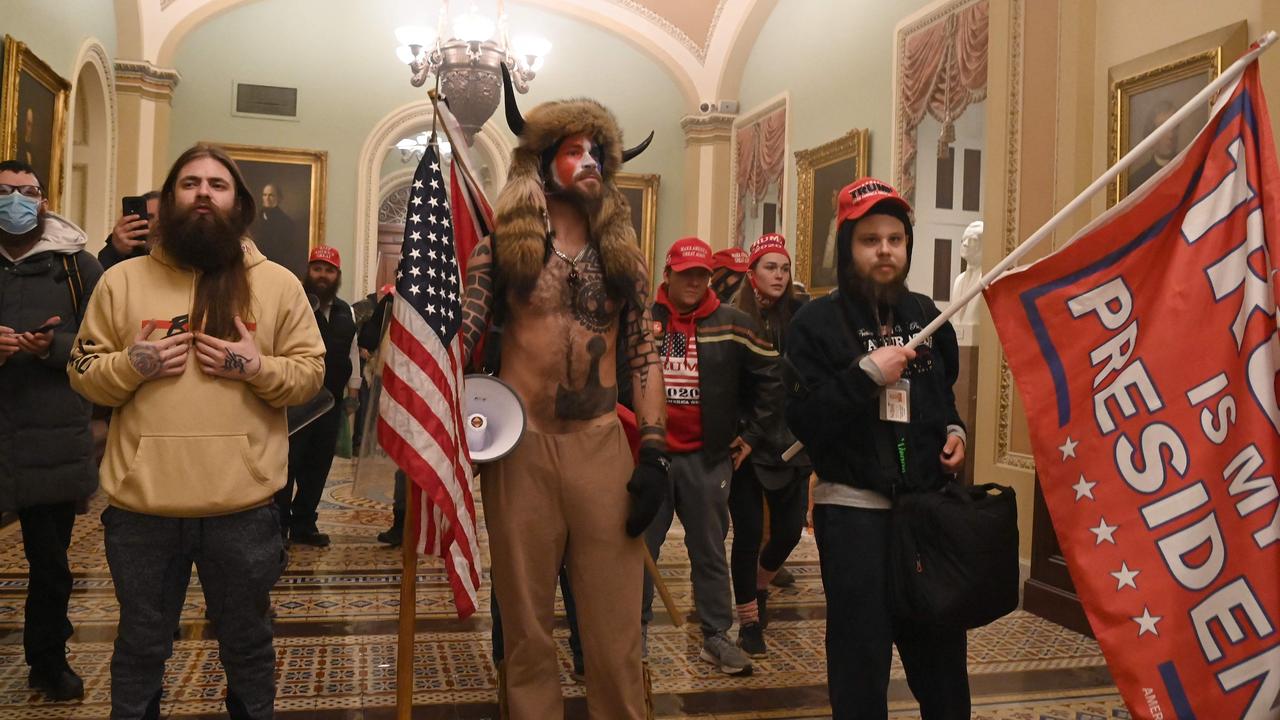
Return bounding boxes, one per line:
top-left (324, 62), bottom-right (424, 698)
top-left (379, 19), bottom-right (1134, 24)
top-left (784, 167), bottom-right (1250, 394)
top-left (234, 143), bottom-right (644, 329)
top-left (0, 193), bottom-right (40, 235)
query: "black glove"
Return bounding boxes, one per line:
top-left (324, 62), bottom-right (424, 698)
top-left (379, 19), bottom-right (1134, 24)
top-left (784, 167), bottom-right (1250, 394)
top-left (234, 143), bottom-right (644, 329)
top-left (625, 447), bottom-right (671, 537)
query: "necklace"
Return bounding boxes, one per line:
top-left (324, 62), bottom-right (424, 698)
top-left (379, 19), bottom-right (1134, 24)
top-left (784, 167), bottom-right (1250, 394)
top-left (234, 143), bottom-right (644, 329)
top-left (550, 242), bottom-right (589, 288)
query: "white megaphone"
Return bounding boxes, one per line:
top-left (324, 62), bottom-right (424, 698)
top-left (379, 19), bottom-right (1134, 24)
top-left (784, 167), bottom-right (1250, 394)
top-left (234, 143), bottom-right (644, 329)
top-left (461, 374), bottom-right (527, 463)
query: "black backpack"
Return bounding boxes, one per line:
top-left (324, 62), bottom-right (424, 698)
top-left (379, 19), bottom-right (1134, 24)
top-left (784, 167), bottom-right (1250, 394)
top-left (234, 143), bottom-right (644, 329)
top-left (889, 481), bottom-right (1020, 629)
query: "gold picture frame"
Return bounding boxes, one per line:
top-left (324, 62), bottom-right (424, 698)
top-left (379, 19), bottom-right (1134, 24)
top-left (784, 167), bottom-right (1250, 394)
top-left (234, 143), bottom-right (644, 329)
top-left (794, 129), bottom-right (870, 295)
top-left (1107, 23), bottom-right (1247, 206)
top-left (1, 35), bottom-right (71, 212)
top-left (616, 171), bottom-right (660, 272)
top-left (212, 142), bottom-right (328, 275)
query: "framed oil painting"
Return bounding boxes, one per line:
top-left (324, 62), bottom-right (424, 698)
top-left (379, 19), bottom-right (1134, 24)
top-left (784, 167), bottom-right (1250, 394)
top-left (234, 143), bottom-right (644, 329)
top-left (1, 36), bottom-right (71, 212)
top-left (615, 171), bottom-right (659, 272)
top-left (794, 129), bottom-right (870, 295)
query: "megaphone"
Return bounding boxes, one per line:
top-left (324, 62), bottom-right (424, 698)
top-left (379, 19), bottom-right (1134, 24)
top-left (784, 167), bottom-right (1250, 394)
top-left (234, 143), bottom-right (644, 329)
top-left (461, 374), bottom-right (527, 462)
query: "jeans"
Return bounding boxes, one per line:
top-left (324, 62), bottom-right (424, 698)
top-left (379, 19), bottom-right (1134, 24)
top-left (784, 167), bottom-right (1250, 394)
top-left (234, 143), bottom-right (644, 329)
top-left (813, 503), bottom-right (969, 720)
top-left (103, 504), bottom-right (286, 720)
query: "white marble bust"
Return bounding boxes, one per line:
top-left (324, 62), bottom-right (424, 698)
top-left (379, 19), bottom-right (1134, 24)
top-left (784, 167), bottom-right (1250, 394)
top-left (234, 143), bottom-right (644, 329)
top-left (951, 220), bottom-right (984, 339)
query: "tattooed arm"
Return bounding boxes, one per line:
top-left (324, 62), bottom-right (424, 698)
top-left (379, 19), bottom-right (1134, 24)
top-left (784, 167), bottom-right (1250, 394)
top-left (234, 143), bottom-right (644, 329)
top-left (623, 262), bottom-right (666, 452)
top-left (460, 235), bottom-right (495, 367)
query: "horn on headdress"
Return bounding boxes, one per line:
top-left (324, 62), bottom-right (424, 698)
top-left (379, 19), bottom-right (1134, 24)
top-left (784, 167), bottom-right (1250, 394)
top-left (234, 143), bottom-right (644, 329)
top-left (500, 63), bottom-right (525, 136)
top-left (621, 131), bottom-right (654, 163)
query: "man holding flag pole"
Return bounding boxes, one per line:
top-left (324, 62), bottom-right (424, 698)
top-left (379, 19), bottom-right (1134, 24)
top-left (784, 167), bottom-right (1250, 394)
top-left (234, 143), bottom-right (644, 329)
top-left (782, 30), bottom-right (1279, 720)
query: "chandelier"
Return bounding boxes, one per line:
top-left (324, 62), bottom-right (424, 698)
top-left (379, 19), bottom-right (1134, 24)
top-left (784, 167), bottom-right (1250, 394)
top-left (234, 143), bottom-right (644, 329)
top-left (395, 1), bottom-right (550, 145)
top-left (394, 132), bottom-right (453, 163)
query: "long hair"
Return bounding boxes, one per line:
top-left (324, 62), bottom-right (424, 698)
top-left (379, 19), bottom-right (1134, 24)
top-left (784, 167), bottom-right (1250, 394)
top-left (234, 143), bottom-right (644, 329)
top-left (736, 262), bottom-right (796, 334)
top-left (158, 144), bottom-right (257, 339)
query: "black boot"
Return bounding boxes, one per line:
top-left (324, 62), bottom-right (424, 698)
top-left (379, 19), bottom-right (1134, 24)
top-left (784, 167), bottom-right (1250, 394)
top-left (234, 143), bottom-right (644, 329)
top-left (28, 658), bottom-right (84, 702)
top-left (378, 504), bottom-right (405, 547)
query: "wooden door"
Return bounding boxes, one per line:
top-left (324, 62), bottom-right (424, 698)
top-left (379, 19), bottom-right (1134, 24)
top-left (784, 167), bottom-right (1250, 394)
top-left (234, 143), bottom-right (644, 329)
top-left (1023, 473), bottom-right (1093, 637)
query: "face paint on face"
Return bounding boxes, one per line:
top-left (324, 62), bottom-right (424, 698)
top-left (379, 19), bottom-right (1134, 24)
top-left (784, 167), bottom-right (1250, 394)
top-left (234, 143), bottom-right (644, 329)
top-left (551, 133), bottom-right (603, 193)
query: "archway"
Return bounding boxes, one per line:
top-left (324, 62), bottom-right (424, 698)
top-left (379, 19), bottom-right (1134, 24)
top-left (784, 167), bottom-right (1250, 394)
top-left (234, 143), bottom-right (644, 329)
top-left (354, 99), bottom-right (514, 296)
top-left (66, 39), bottom-right (117, 251)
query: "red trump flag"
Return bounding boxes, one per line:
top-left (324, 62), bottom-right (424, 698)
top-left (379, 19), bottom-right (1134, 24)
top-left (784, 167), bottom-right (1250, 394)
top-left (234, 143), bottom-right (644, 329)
top-left (985, 63), bottom-right (1280, 718)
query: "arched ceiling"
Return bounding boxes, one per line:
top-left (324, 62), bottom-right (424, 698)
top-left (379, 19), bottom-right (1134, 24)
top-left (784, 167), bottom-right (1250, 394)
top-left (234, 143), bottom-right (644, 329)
top-left (120, 0), bottom-right (777, 107)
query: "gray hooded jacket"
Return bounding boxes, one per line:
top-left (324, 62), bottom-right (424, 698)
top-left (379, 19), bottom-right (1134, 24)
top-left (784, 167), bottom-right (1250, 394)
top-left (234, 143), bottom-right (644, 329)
top-left (0, 212), bottom-right (103, 510)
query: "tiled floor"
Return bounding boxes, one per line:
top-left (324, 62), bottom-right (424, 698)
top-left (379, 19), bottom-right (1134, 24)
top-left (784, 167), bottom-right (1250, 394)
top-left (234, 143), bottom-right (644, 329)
top-left (0, 459), bottom-right (1127, 718)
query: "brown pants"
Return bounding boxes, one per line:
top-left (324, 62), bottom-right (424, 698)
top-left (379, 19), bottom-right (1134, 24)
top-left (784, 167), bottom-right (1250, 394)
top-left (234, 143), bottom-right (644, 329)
top-left (482, 419), bottom-right (646, 719)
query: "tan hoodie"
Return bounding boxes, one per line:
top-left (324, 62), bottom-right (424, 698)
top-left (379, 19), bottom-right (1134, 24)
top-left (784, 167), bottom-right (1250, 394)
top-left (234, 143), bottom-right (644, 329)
top-left (69, 239), bottom-right (324, 517)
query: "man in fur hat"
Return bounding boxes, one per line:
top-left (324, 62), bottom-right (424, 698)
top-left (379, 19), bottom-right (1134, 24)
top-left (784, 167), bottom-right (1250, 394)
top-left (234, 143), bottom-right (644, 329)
top-left (456, 74), bottom-right (666, 718)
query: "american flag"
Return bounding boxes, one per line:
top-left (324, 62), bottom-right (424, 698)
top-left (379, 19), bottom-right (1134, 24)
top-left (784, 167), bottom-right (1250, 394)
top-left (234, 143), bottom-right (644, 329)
top-left (661, 330), bottom-right (700, 404)
top-left (377, 142), bottom-right (481, 619)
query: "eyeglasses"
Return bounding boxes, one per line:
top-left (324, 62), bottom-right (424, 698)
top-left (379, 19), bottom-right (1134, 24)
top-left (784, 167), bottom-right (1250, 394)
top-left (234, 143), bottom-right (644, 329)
top-left (0, 184), bottom-right (43, 199)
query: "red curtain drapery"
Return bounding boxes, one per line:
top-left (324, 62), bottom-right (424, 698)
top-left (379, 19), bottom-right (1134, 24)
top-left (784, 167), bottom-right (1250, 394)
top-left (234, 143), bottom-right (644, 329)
top-left (897, 0), bottom-right (988, 203)
top-left (734, 106), bottom-right (787, 245)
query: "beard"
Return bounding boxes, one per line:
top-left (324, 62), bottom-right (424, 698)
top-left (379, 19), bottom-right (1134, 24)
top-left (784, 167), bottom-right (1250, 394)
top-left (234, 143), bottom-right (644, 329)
top-left (0, 211), bottom-right (46, 254)
top-left (303, 273), bottom-right (341, 303)
top-left (850, 262), bottom-right (909, 309)
top-left (157, 201), bottom-right (247, 273)
top-left (550, 171), bottom-right (604, 215)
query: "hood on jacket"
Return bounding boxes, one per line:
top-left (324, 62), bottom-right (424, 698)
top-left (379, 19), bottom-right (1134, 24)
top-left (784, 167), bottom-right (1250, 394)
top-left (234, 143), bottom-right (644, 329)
top-left (1, 211), bottom-right (87, 263)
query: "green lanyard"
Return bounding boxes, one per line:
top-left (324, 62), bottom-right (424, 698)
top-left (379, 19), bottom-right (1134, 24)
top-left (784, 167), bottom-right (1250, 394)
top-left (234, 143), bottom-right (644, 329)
top-left (896, 436), bottom-right (907, 477)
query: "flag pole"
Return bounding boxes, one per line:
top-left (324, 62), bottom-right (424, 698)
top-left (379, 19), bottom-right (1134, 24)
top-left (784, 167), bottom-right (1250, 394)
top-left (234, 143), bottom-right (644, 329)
top-left (781, 30), bottom-right (1278, 464)
top-left (903, 29), bottom-right (1278, 351)
top-left (428, 89), bottom-right (487, 196)
top-left (396, 481), bottom-right (419, 719)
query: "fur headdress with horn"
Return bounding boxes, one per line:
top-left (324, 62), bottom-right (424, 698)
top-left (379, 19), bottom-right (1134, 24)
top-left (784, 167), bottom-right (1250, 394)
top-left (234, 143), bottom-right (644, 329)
top-left (494, 66), bottom-right (654, 303)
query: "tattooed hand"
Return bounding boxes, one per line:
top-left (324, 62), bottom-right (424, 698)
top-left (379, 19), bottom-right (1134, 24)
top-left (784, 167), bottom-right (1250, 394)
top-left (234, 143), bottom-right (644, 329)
top-left (194, 316), bottom-right (262, 381)
top-left (128, 320), bottom-right (191, 381)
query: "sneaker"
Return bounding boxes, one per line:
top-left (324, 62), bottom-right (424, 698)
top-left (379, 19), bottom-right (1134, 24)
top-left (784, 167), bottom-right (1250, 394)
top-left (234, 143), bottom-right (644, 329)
top-left (757, 589), bottom-right (770, 629)
top-left (377, 526), bottom-right (403, 547)
top-left (737, 621), bottom-right (767, 658)
top-left (28, 662), bottom-right (84, 701)
top-left (290, 529), bottom-right (330, 547)
top-left (700, 633), bottom-right (753, 676)
top-left (770, 566), bottom-right (796, 588)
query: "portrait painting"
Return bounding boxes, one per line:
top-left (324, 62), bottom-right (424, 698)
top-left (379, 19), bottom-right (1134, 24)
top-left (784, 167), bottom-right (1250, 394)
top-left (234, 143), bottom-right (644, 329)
top-left (794, 129), bottom-right (870, 295)
top-left (1, 36), bottom-right (70, 211)
top-left (215, 142), bottom-right (327, 276)
top-left (1109, 23), bottom-right (1246, 205)
top-left (615, 172), bottom-right (659, 273)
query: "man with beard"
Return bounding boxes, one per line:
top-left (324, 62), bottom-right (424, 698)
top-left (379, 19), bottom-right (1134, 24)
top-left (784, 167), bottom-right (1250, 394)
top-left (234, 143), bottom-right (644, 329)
top-left (784, 178), bottom-right (968, 719)
top-left (276, 245), bottom-right (360, 547)
top-left (69, 144), bottom-right (324, 720)
top-left (251, 183), bottom-right (300, 272)
top-left (456, 76), bottom-right (667, 717)
top-left (0, 160), bottom-right (102, 701)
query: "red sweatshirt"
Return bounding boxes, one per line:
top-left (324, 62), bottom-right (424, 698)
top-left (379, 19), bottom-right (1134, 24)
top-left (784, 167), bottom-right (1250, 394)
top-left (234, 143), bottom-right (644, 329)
top-left (655, 285), bottom-right (720, 453)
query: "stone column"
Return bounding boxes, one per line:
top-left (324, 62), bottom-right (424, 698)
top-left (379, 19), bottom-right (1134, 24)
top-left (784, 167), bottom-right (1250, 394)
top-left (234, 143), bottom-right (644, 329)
top-left (679, 112), bottom-right (736, 248)
top-left (113, 60), bottom-right (180, 195)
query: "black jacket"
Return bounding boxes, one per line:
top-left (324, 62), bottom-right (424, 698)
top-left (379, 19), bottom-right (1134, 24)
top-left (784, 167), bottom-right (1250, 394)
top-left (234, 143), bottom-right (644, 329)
top-left (98, 237), bottom-right (147, 270)
top-left (748, 293), bottom-right (810, 468)
top-left (652, 299), bottom-right (782, 462)
top-left (784, 289), bottom-right (962, 497)
top-left (0, 218), bottom-right (103, 510)
top-left (316, 298), bottom-right (357, 400)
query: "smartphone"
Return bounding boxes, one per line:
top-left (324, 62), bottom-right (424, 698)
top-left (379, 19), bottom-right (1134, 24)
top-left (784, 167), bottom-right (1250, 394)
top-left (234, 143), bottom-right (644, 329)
top-left (122, 195), bottom-right (149, 220)
top-left (24, 320), bottom-right (61, 335)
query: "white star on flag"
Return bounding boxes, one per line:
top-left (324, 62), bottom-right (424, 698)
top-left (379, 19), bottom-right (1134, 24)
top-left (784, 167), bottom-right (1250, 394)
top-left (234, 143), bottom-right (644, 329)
top-left (1059, 436), bottom-right (1078, 460)
top-left (430, 178), bottom-right (440, 189)
top-left (409, 248), bottom-right (421, 259)
top-left (428, 196), bottom-right (440, 207)
top-left (409, 266), bottom-right (421, 277)
top-left (430, 162), bottom-right (439, 172)
top-left (1111, 562), bottom-right (1140, 590)
top-left (1090, 517), bottom-right (1117, 544)
top-left (408, 284), bottom-right (420, 295)
top-left (410, 214), bottom-right (421, 224)
top-left (1072, 474), bottom-right (1097, 501)
top-left (1132, 607), bottom-right (1161, 637)
top-left (412, 179), bottom-right (423, 189)
top-left (409, 231), bottom-right (421, 241)
top-left (411, 195), bottom-right (422, 206)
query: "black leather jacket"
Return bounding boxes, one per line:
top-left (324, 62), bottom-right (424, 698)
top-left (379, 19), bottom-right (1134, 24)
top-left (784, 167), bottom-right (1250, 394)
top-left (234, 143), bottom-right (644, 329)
top-left (652, 301), bottom-right (783, 462)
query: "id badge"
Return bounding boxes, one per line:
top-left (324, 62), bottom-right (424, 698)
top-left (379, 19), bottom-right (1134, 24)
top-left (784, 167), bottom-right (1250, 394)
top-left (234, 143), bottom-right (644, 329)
top-left (879, 379), bottom-right (911, 423)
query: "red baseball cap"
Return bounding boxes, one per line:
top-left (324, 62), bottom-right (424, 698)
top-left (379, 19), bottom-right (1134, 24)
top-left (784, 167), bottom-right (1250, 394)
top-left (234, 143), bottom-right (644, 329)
top-left (309, 245), bottom-right (341, 269)
top-left (836, 177), bottom-right (913, 228)
top-left (664, 237), bottom-right (714, 272)
top-left (712, 247), bottom-right (749, 273)
top-left (747, 233), bottom-right (790, 268)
